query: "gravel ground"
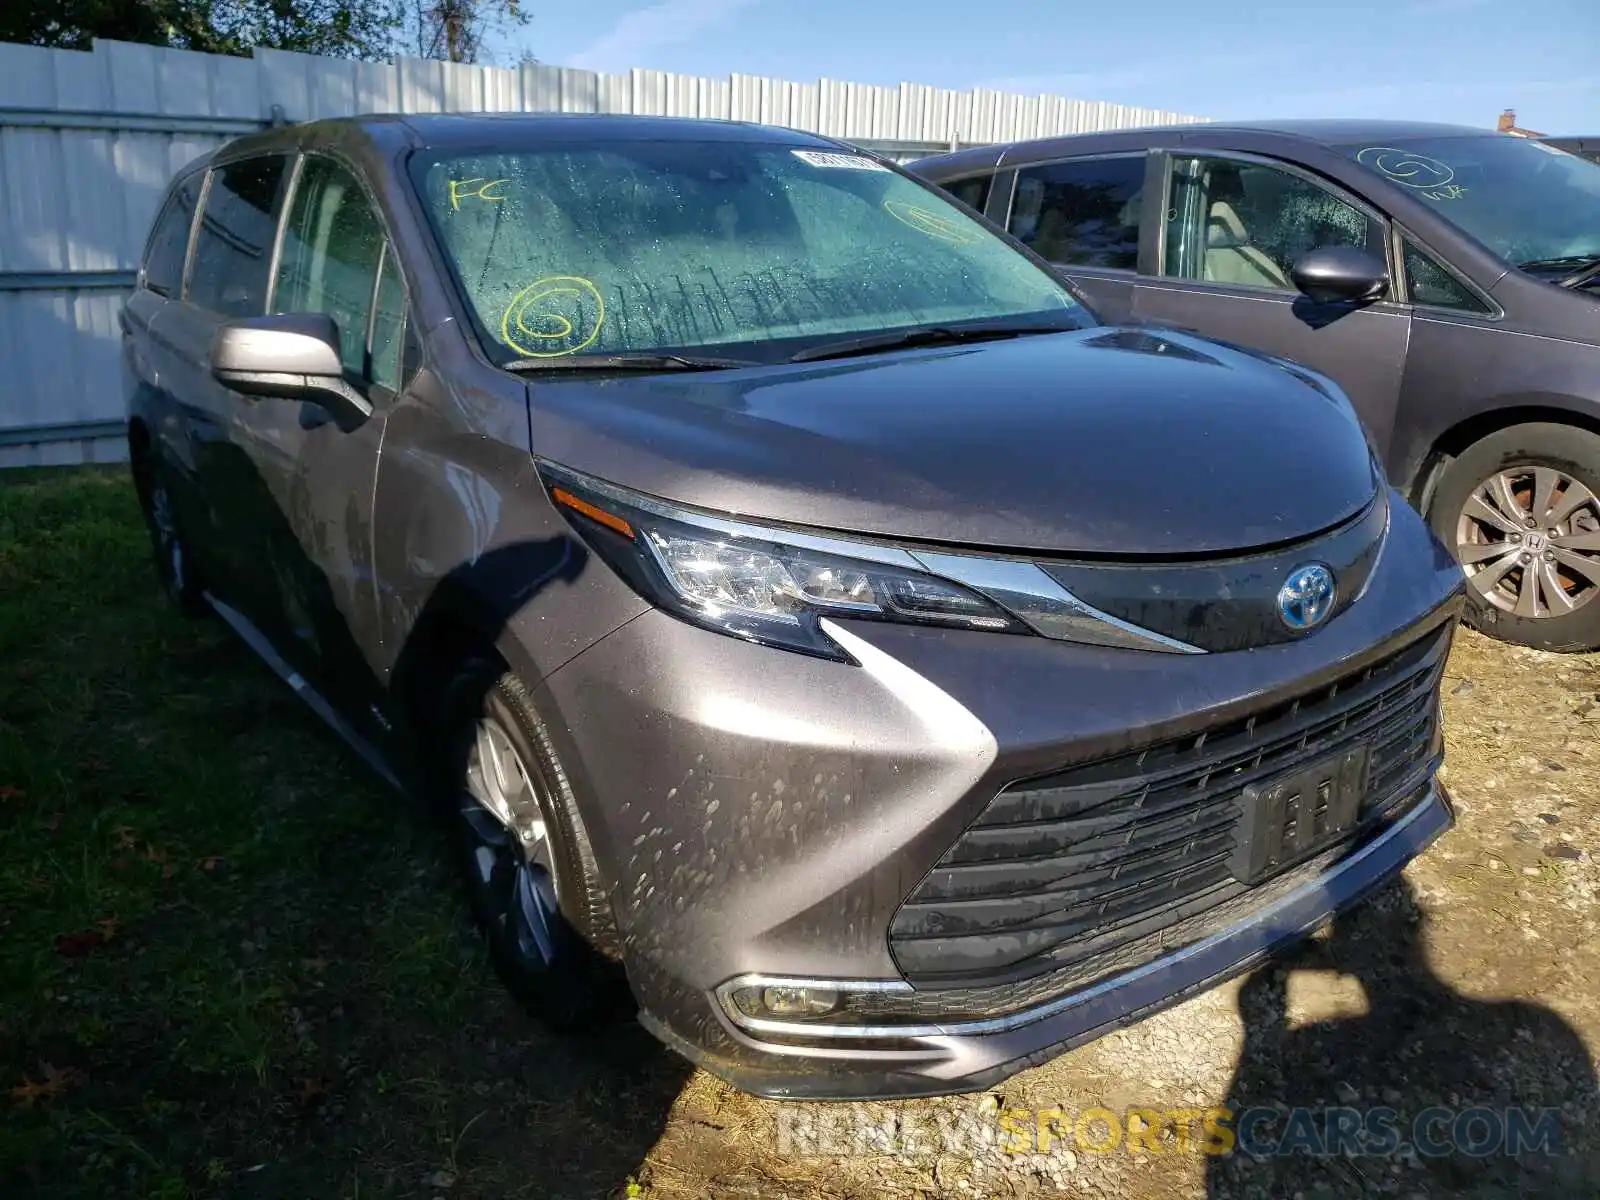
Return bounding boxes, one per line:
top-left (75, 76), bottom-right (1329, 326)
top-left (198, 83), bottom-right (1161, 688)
top-left (632, 628), bottom-right (1600, 1199)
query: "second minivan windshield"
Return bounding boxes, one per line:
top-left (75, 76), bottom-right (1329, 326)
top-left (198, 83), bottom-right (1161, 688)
top-left (1341, 134), bottom-right (1600, 273)
top-left (413, 139), bottom-right (1085, 364)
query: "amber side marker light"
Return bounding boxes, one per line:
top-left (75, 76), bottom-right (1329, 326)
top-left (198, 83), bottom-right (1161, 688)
top-left (551, 486), bottom-right (635, 539)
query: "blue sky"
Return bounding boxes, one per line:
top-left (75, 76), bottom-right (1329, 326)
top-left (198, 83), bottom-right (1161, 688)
top-left (497, 0), bottom-right (1600, 133)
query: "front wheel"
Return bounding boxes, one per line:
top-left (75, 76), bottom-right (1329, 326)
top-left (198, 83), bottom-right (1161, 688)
top-left (1426, 422), bottom-right (1600, 652)
top-left (436, 658), bottom-right (631, 1030)
top-left (132, 450), bottom-right (207, 617)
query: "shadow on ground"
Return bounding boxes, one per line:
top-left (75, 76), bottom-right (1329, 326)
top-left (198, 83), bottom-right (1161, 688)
top-left (1207, 874), bottom-right (1600, 1198)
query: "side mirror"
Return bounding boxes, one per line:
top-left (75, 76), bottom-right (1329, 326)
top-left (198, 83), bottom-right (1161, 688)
top-left (1289, 246), bottom-right (1390, 306)
top-left (211, 313), bottom-right (372, 431)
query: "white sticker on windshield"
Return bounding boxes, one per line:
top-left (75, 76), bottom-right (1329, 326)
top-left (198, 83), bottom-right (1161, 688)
top-left (791, 149), bottom-right (890, 171)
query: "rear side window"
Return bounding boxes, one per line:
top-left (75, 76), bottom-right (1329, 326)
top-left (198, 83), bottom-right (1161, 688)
top-left (1010, 156), bottom-right (1146, 270)
top-left (188, 156), bottom-right (288, 317)
top-left (142, 175), bottom-right (201, 298)
top-left (274, 156), bottom-right (388, 377)
top-left (942, 175), bottom-right (993, 215)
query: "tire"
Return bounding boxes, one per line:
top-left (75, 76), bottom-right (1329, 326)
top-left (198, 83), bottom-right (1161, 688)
top-left (435, 655), bottom-right (631, 1030)
top-left (1426, 422), bottom-right (1600, 652)
top-left (131, 447), bottom-right (207, 617)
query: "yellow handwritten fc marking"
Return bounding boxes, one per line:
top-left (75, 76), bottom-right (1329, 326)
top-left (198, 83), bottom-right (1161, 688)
top-left (448, 178), bottom-right (510, 209)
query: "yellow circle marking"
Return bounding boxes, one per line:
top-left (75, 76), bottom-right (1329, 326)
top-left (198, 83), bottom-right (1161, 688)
top-left (883, 199), bottom-right (982, 244)
top-left (500, 276), bottom-right (605, 358)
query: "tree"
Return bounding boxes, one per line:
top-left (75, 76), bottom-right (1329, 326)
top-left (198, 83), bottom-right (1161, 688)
top-left (3, 0), bottom-right (403, 60)
top-left (210, 0), bottom-right (404, 59)
top-left (3, 0), bottom-right (533, 66)
top-left (406, 0), bottom-right (531, 65)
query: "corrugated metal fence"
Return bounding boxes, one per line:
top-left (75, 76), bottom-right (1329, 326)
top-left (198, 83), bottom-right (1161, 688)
top-left (0, 37), bottom-right (1204, 468)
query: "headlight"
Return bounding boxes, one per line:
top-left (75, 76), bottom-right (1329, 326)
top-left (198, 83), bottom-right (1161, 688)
top-left (540, 464), bottom-right (1025, 661)
top-left (539, 462), bottom-right (1203, 661)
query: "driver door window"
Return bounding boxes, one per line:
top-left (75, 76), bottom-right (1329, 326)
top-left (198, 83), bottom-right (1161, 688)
top-left (273, 156), bottom-right (395, 381)
top-left (1164, 156), bottom-right (1384, 290)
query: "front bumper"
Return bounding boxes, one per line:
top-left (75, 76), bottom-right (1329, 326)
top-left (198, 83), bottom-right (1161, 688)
top-left (642, 779), bottom-right (1452, 1099)
top-left (528, 491), bottom-right (1465, 1099)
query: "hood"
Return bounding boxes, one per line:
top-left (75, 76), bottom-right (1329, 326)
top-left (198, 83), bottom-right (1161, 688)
top-left (525, 327), bottom-right (1380, 558)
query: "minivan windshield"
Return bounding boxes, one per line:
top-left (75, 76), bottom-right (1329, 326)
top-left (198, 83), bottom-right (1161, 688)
top-left (1340, 135), bottom-right (1600, 274)
top-left (412, 139), bottom-right (1087, 365)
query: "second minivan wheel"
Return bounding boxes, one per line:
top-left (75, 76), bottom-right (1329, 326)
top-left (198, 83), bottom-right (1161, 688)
top-left (1427, 422), bottom-right (1600, 652)
top-left (436, 658), bottom-right (630, 1031)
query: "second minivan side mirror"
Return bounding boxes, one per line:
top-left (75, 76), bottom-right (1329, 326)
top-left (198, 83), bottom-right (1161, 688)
top-left (1289, 246), bottom-right (1390, 306)
top-left (211, 313), bottom-right (373, 431)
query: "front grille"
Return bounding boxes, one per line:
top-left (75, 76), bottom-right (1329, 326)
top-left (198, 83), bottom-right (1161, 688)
top-left (887, 625), bottom-right (1450, 995)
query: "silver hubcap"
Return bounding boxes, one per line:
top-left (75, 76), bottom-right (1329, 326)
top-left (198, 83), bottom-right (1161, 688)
top-left (461, 717), bottom-right (562, 968)
top-left (1456, 466), bottom-right (1600, 618)
top-left (150, 483), bottom-right (185, 591)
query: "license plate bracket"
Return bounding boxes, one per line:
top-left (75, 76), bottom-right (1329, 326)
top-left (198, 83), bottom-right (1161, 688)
top-left (1230, 745), bottom-right (1370, 885)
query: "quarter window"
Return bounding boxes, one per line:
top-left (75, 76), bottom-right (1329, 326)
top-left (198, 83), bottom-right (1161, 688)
top-left (187, 156), bottom-right (287, 316)
top-left (274, 157), bottom-right (389, 378)
top-left (143, 175), bottom-right (201, 298)
top-left (1164, 156), bottom-right (1384, 291)
top-left (1009, 156), bottom-right (1146, 270)
top-left (1402, 238), bottom-right (1489, 313)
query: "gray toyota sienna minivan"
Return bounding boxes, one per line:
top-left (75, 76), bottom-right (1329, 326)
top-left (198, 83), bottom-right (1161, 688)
top-left (123, 113), bottom-right (1464, 1099)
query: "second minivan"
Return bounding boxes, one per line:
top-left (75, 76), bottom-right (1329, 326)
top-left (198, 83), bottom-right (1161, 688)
top-left (916, 120), bottom-right (1600, 652)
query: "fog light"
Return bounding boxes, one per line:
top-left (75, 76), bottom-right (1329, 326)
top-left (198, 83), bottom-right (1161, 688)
top-left (730, 984), bottom-right (841, 1019)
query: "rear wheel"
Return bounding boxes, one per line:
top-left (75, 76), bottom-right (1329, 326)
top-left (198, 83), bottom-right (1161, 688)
top-left (436, 657), bottom-right (630, 1030)
top-left (132, 446), bottom-right (206, 617)
top-left (1427, 422), bottom-right (1600, 652)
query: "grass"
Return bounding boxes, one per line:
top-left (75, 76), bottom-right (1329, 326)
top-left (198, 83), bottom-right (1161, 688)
top-left (0, 467), bottom-right (692, 1199)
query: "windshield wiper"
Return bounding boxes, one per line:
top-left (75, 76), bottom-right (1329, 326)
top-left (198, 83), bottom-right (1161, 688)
top-left (1516, 254), bottom-right (1600, 286)
top-left (788, 322), bottom-right (1074, 364)
top-left (503, 352), bottom-right (762, 373)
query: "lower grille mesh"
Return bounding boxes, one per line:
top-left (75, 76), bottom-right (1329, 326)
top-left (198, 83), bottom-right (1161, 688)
top-left (887, 626), bottom-right (1450, 995)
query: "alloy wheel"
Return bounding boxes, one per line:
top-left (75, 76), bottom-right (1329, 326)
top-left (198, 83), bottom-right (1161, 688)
top-left (459, 715), bottom-right (564, 970)
top-left (1455, 465), bottom-right (1600, 619)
